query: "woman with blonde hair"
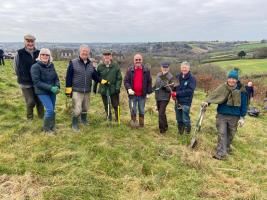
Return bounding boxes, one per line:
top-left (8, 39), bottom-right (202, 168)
top-left (31, 48), bottom-right (60, 133)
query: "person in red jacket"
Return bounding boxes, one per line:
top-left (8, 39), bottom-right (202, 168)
top-left (124, 54), bottom-right (152, 128)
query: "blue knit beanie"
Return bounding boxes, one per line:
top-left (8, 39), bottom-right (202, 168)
top-left (228, 69), bottom-right (239, 80)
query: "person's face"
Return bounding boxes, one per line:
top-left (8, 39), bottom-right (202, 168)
top-left (40, 53), bottom-right (50, 64)
top-left (103, 54), bottom-right (112, 64)
top-left (79, 47), bottom-right (90, 60)
top-left (134, 54), bottom-right (142, 67)
top-left (227, 78), bottom-right (237, 87)
top-left (180, 64), bottom-right (190, 75)
top-left (161, 67), bottom-right (169, 74)
top-left (25, 39), bottom-right (35, 51)
top-left (248, 82), bottom-right (253, 87)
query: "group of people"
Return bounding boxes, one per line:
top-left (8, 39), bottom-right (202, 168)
top-left (13, 34), bottom-right (249, 160)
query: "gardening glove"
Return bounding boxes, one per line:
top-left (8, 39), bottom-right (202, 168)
top-left (65, 87), bottom-right (72, 98)
top-left (171, 91), bottom-right (176, 100)
top-left (101, 79), bottom-right (108, 84)
top-left (238, 117), bottom-right (245, 127)
top-left (146, 94), bottom-right (150, 99)
top-left (51, 86), bottom-right (59, 94)
top-left (128, 89), bottom-right (135, 95)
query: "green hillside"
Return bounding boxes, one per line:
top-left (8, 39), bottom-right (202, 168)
top-left (0, 60), bottom-right (266, 200)
top-left (212, 59), bottom-right (267, 75)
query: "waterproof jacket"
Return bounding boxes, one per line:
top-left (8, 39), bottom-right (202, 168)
top-left (153, 72), bottom-right (175, 101)
top-left (31, 61), bottom-right (60, 95)
top-left (65, 57), bottom-right (101, 93)
top-left (124, 65), bottom-right (152, 97)
top-left (94, 62), bottom-right (122, 96)
top-left (175, 72), bottom-right (196, 106)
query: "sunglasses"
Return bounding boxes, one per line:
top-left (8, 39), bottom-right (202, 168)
top-left (40, 54), bottom-right (50, 56)
top-left (135, 59), bottom-right (142, 61)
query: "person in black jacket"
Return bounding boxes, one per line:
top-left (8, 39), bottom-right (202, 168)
top-left (171, 61), bottom-right (196, 134)
top-left (0, 48), bottom-right (5, 66)
top-left (65, 44), bottom-right (102, 132)
top-left (13, 34), bottom-right (44, 120)
top-left (245, 81), bottom-right (254, 106)
top-left (31, 48), bottom-right (60, 133)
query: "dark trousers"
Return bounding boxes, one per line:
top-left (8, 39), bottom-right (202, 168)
top-left (215, 114), bottom-right (239, 157)
top-left (156, 100), bottom-right (169, 131)
top-left (0, 57), bottom-right (4, 65)
top-left (21, 87), bottom-right (44, 119)
top-left (101, 93), bottom-right (120, 121)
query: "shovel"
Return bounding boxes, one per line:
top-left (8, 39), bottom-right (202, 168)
top-left (190, 106), bottom-right (206, 149)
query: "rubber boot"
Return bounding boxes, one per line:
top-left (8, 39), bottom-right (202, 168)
top-left (72, 116), bottom-right (80, 132)
top-left (178, 124), bottom-right (185, 135)
top-left (50, 113), bottom-right (56, 131)
top-left (43, 117), bottom-right (53, 133)
top-left (139, 114), bottom-right (144, 128)
top-left (81, 112), bottom-right (89, 125)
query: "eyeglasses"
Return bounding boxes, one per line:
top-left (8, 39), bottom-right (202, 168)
top-left (135, 59), bottom-right (142, 61)
top-left (26, 40), bottom-right (35, 43)
top-left (40, 54), bottom-right (50, 56)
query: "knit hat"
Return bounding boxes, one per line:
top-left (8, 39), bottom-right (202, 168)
top-left (228, 69), bottom-right (239, 80)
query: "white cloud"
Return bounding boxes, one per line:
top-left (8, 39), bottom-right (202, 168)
top-left (0, 0), bottom-right (266, 42)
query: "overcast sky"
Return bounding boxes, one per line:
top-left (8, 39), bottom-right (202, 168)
top-left (1, 0), bottom-right (267, 42)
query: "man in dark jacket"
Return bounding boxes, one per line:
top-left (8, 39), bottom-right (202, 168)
top-left (13, 34), bottom-right (44, 120)
top-left (65, 44), bottom-right (102, 132)
top-left (171, 61), bottom-right (196, 134)
top-left (202, 69), bottom-right (247, 160)
top-left (124, 53), bottom-right (152, 127)
top-left (153, 62), bottom-right (175, 134)
top-left (0, 48), bottom-right (5, 66)
top-left (94, 50), bottom-right (122, 121)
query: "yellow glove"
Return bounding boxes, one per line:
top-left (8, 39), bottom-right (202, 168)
top-left (65, 87), bottom-right (72, 97)
top-left (101, 79), bottom-right (108, 84)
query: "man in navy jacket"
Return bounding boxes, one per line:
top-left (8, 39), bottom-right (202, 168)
top-left (171, 61), bottom-right (196, 135)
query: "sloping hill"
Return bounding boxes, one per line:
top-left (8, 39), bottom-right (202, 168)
top-left (0, 60), bottom-right (266, 200)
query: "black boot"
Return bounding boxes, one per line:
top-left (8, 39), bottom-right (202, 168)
top-left (43, 117), bottom-right (53, 133)
top-left (50, 113), bottom-right (56, 131)
top-left (72, 116), bottom-right (80, 132)
top-left (81, 112), bottom-right (89, 125)
top-left (178, 124), bottom-right (185, 135)
top-left (185, 125), bottom-right (191, 134)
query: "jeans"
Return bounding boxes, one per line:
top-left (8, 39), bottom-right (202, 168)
top-left (38, 94), bottom-right (56, 118)
top-left (129, 96), bottom-right (146, 116)
top-left (21, 87), bottom-right (44, 119)
top-left (175, 104), bottom-right (191, 127)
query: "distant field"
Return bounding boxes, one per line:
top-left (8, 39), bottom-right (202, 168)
top-left (212, 59), bottom-right (267, 75)
top-left (233, 42), bottom-right (267, 52)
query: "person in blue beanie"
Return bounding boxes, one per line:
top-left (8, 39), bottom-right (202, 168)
top-left (201, 69), bottom-right (247, 160)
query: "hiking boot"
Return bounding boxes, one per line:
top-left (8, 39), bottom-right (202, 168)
top-left (178, 124), bottom-right (185, 135)
top-left (139, 114), bottom-right (144, 128)
top-left (72, 116), bottom-right (80, 132)
top-left (130, 114), bottom-right (138, 128)
top-left (185, 125), bottom-right (191, 134)
top-left (81, 112), bottom-right (89, 125)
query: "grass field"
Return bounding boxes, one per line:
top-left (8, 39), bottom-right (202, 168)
top-left (0, 60), bottom-right (266, 200)
top-left (211, 59), bottom-right (267, 75)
